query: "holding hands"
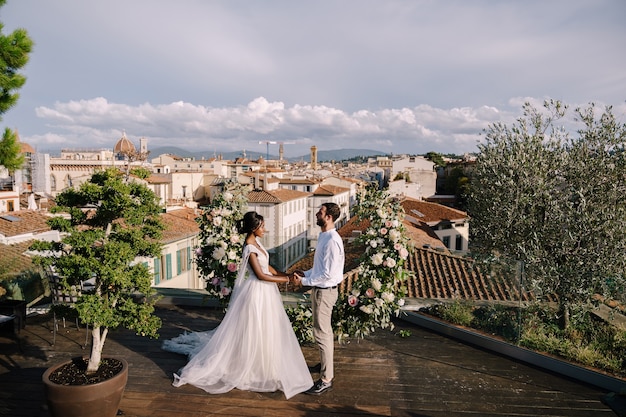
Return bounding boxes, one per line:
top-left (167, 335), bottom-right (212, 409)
top-left (288, 270), bottom-right (304, 290)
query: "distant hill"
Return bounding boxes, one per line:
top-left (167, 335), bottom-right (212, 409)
top-left (149, 146), bottom-right (264, 161)
top-left (148, 147), bottom-right (387, 163)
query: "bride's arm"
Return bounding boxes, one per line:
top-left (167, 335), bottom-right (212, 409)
top-left (268, 264), bottom-right (288, 277)
top-left (248, 253), bottom-right (290, 284)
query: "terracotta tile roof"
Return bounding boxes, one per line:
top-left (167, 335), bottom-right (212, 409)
top-left (0, 240), bottom-right (37, 277)
top-left (0, 210), bottom-right (52, 238)
top-left (403, 221), bottom-right (449, 253)
top-left (268, 189), bottom-right (311, 201)
top-left (247, 190), bottom-right (283, 204)
top-left (404, 248), bottom-right (530, 301)
top-left (160, 208), bottom-right (200, 243)
top-left (146, 173), bottom-right (171, 184)
top-left (313, 184), bottom-right (350, 196)
top-left (400, 197), bottom-right (468, 224)
top-left (247, 189), bottom-right (311, 204)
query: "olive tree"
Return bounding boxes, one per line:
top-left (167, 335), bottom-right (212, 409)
top-left (469, 100), bottom-right (626, 329)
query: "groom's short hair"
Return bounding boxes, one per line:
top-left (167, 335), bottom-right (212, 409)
top-left (322, 202), bottom-right (341, 222)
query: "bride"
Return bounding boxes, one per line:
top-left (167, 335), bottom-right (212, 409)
top-left (162, 211), bottom-right (313, 399)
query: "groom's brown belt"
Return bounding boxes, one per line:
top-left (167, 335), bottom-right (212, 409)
top-left (314, 286), bottom-right (337, 290)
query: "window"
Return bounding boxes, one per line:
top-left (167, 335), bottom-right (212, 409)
top-left (455, 234), bottom-right (463, 251)
top-left (443, 236), bottom-right (450, 249)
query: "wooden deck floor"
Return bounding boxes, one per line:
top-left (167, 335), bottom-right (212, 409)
top-left (0, 304), bottom-right (618, 417)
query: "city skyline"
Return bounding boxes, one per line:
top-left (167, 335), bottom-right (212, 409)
top-left (2, 1), bottom-right (625, 157)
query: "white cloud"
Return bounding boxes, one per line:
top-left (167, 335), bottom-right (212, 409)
top-left (29, 96), bottom-right (513, 155)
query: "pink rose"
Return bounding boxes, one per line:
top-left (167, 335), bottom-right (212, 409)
top-left (365, 288), bottom-right (376, 298)
top-left (348, 295), bottom-right (359, 307)
top-left (380, 227), bottom-right (388, 235)
top-left (211, 277), bottom-right (220, 286)
top-left (227, 262), bottom-right (238, 272)
top-left (221, 287), bottom-right (231, 297)
top-left (385, 220), bottom-right (393, 228)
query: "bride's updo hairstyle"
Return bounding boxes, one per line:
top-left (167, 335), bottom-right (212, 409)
top-left (237, 211), bottom-right (264, 234)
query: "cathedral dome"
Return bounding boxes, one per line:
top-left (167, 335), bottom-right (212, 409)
top-left (14, 129), bottom-right (35, 154)
top-left (20, 142), bottom-right (35, 154)
top-left (114, 131), bottom-right (136, 153)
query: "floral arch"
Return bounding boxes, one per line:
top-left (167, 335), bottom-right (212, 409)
top-left (195, 181), bottom-right (410, 343)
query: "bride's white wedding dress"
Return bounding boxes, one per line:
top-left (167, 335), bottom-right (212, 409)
top-left (162, 240), bottom-right (313, 399)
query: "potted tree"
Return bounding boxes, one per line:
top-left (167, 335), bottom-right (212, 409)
top-left (30, 168), bottom-right (164, 417)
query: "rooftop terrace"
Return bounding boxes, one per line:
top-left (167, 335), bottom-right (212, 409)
top-left (0, 300), bottom-right (622, 417)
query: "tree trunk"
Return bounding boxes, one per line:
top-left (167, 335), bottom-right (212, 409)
top-left (558, 303), bottom-right (570, 330)
top-left (86, 325), bottom-right (108, 374)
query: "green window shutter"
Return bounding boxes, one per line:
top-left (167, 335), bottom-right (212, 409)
top-left (153, 258), bottom-right (161, 284)
top-left (166, 254), bottom-right (172, 279)
top-left (176, 249), bottom-right (182, 275)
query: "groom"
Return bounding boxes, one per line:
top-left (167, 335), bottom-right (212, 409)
top-left (293, 202), bottom-right (345, 395)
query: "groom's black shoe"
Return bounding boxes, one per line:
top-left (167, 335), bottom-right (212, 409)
top-left (305, 379), bottom-right (332, 395)
top-left (308, 363), bottom-right (321, 373)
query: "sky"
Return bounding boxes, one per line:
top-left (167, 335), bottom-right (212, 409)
top-left (1, 0), bottom-right (625, 158)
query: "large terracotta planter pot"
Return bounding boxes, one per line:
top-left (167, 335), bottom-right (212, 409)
top-left (42, 357), bottom-right (128, 417)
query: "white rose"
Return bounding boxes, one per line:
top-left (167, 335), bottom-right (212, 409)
top-left (369, 240), bottom-right (378, 248)
top-left (212, 216), bottom-right (222, 226)
top-left (389, 229), bottom-right (401, 242)
top-left (385, 257), bottom-right (396, 268)
top-left (228, 250), bottom-right (238, 260)
top-left (372, 253), bottom-right (384, 266)
top-left (359, 304), bottom-right (374, 314)
top-left (223, 192), bottom-right (233, 201)
top-left (398, 298), bottom-right (405, 306)
top-left (212, 247), bottom-right (226, 260)
top-left (375, 298), bottom-right (384, 307)
top-left (382, 292), bottom-right (395, 302)
top-left (372, 278), bottom-right (382, 291)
